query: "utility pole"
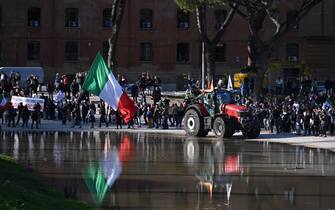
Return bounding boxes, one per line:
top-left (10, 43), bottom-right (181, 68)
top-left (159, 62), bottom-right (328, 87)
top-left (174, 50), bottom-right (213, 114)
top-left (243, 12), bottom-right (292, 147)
top-left (201, 41), bottom-right (205, 90)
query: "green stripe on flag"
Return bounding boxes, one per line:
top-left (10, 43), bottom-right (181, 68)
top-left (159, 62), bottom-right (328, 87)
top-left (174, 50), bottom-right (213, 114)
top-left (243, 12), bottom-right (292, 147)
top-left (327, 98), bottom-right (335, 109)
top-left (83, 53), bottom-right (111, 96)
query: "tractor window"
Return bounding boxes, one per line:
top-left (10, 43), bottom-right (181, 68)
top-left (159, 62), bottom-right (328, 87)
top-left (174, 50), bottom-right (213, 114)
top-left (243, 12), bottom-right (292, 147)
top-left (217, 91), bottom-right (234, 104)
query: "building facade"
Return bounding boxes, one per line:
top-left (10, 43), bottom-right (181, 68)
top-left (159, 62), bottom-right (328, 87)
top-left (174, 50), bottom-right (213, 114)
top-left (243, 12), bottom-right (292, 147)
top-left (0, 0), bottom-right (334, 89)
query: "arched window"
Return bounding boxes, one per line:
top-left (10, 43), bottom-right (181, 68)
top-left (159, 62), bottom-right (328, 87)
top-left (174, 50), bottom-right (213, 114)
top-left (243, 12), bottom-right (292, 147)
top-left (140, 9), bottom-right (153, 29)
top-left (65, 8), bottom-right (79, 27)
top-left (103, 8), bottom-right (113, 28)
top-left (177, 10), bottom-right (190, 29)
top-left (177, 43), bottom-right (189, 63)
top-left (140, 42), bottom-right (153, 62)
top-left (27, 41), bottom-right (40, 60)
top-left (28, 7), bottom-right (41, 27)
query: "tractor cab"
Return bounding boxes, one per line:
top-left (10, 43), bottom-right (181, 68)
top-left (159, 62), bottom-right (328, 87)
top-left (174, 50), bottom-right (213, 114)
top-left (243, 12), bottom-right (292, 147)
top-left (202, 89), bottom-right (236, 116)
top-left (216, 90), bottom-right (235, 105)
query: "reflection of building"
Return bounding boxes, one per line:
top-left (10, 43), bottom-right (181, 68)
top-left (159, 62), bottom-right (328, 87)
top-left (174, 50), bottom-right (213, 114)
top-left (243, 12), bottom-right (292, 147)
top-left (0, 0), bottom-right (334, 88)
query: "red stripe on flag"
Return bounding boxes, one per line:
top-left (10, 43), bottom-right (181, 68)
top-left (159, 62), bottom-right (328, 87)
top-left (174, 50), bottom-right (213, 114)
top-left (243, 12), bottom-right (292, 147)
top-left (1, 102), bottom-right (11, 111)
top-left (118, 92), bottom-right (136, 124)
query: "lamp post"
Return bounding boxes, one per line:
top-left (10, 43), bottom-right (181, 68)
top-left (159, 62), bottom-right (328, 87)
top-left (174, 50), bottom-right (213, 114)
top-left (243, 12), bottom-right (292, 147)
top-left (201, 42), bottom-right (205, 90)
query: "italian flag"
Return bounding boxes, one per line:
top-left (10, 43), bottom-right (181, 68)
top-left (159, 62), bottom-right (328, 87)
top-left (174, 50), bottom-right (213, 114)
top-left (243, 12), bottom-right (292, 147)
top-left (0, 95), bottom-right (10, 110)
top-left (83, 53), bottom-right (135, 123)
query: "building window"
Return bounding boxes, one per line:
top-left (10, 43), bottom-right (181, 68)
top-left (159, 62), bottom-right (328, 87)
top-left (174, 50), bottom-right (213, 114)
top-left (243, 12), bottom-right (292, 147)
top-left (65, 8), bottom-right (79, 27)
top-left (103, 8), bottom-right (113, 28)
top-left (177, 43), bottom-right (189, 63)
top-left (65, 41), bottom-right (78, 61)
top-left (177, 10), bottom-right (190, 29)
top-left (27, 41), bottom-right (40, 60)
top-left (215, 44), bottom-right (226, 62)
top-left (286, 43), bottom-right (299, 62)
top-left (215, 9), bottom-right (227, 30)
top-left (27, 7), bottom-right (41, 27)
top-left (140, 9), bottom-right (153, 29)
top-left (287, 10), bottom-right (299, 31)
top-left (102, 42), bottom-right (109, 61)
top-left (140, 42), bottom-right (153, 62)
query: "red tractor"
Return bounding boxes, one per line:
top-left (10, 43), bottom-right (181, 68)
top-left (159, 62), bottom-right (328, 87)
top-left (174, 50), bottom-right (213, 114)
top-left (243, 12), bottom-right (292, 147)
top-left (183, 89), bottom-right (260, 138)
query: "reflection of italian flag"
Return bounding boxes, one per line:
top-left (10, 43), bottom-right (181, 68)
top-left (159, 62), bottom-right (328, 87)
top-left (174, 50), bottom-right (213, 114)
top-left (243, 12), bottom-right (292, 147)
top-left (0, 96), bottom-right (10, 110)
top-left (83, 53), bottom-right (135, 123)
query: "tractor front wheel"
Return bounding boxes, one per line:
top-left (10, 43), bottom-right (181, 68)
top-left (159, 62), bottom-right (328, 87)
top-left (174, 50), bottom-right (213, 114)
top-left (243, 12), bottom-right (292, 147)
top-left (184, 109), bottom-right (206, 137)
top-left (213, 117), bottom-right (226, 138)
top-left (242, 119), bottom-right (261, 139)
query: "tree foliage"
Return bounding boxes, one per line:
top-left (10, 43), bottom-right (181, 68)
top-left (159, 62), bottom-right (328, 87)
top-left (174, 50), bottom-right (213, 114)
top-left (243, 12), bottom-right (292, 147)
top-left (175, 0), bottom-right (227, 11)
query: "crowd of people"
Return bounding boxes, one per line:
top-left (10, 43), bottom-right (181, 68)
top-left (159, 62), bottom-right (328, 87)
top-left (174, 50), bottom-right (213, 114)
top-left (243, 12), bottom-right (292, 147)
top-left (1, 69), bottom-right (335, 137)
top-left (249, 94), bottom-right (335, 137)
top-left (0, 71), bottom-right (187, 130)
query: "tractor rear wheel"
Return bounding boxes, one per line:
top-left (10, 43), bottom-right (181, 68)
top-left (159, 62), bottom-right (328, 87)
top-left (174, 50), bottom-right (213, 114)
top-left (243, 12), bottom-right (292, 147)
top-left (184, 109), bottom-right (206, 137)
top-left (213, 117), bottom-right (226, 138)
top-left (242, 119), bottom-right (261, 139)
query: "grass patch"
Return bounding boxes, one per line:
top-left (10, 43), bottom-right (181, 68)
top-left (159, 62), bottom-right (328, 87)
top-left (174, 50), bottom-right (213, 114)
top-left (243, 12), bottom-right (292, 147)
top-left (0, 155), bottom-right (98, 210)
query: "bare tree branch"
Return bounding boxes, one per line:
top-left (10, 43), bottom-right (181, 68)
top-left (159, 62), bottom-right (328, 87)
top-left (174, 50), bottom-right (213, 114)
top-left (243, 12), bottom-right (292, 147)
top-left (212, 4), bottom-right (237, 44)
top-left (229, 2), bottom-right (247, 18)
top-left (108, 0), bottom-right (126, 68)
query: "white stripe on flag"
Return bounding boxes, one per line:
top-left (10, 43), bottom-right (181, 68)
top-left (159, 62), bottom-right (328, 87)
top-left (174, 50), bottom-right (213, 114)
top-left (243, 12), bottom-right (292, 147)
top-left (99, 72), bottom-right (123, 110)
top-left (0, 98), bottom-right (7, 107)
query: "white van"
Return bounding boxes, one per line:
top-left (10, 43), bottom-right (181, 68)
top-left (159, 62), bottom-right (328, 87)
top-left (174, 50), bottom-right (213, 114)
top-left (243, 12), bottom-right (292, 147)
top-left (0, 67), bottom-right (44, 85)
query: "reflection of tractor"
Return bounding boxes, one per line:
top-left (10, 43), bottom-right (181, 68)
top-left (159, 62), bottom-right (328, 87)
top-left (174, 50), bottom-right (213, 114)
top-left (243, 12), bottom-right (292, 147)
top-left (183, 89), bottom-right (260, 138)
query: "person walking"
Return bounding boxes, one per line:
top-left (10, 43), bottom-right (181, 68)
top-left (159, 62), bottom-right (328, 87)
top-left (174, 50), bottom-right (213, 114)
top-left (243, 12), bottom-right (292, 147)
top-left (7, 103), bottom-right (16, 127)
top-left (153, 104), bottom-right (161, 129)
top-left (22, 105), bottom-right (30, 128)
top-left (303, 110), bottom-right (311, 136)
top-left (31, 103), bottom-right (41, 129)
top-left (115, 110), bottom-right (122, 129)
top-left (87, 105), bottom-right (95, 128)
top-left (71, 103), bottom-right (82, 128)
top-left (16, 102), bottom-right (24, 126)
top-left (99, 102), bottom-right (108, 128)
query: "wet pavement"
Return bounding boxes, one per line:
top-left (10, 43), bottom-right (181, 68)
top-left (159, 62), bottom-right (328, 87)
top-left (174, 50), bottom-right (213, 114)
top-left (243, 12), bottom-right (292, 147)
top-left (1, 131), bottom-right (335, 210)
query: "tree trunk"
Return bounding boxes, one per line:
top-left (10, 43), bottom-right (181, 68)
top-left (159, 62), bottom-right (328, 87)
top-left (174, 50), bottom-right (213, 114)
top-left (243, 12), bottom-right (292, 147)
top-left (205, 43), bottom-right (216, 88)
top-left (253, 62), bottom-right (267, 100)
top-left (108, 0), bottom-right (126, 70)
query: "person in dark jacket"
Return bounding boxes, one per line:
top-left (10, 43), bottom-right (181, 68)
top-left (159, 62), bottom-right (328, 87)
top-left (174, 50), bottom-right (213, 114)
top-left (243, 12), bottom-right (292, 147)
top-left (71, 103), bottom-right (82, 128)
top-left (7, 103), bottom-right (16, 127)
top-left (99, 102), bottom-right (108, 128)
top-left (31, 103), bottom-right (41, 129)
top-left (115, 110), bottom-right (122, 129)
top-left (16, 102), bottom-right (24, 125)
top-left (22, 105), bottom-right (30, 128)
